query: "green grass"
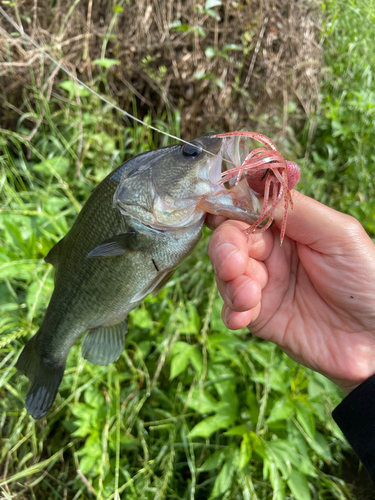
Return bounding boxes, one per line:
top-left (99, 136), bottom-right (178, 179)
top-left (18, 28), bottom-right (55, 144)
top-left (2, 0), bottom-right (375, 498)
top-left (0, 94), bottom-right (351, 500)
top-left (298, 0), bottom-right (375, 240)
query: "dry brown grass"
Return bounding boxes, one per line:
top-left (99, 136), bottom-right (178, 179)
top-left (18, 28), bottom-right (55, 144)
top-left (0, 0), bottom-right (323, 138)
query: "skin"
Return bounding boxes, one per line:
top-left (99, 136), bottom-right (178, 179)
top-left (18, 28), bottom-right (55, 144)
top-left (206, 190), bottom-right (375, 394)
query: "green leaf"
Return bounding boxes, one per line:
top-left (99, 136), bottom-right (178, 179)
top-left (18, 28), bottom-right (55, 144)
top-left (208, 364), bottom-right (237, 405)
top-left (170, 22), bottom-right (189, 32)
top-left (180, 389), bottom-right (220, 414)
top-left (189, 414), bottom-right (231, 439)
top-left (206, 8), bottom-right (221, 21)
top-left (189, 348), bottom-right (203, 376)
top-left (295, 401), bottom-right (315, 440)
top-left (194, 72), bottom-right (208, 81)
top-left (92, 58), bottom-right (121, 68)
top-left (224, 425), bottom-right (248, 436)
top-left (210, 459), bottom-right (234, 498)
top-left (173, 303), bottom-right (200, 334)
top-left (239, 432), bottom-right (252, 468)
top-left (131, 307), bottom-right (154, 329)
top-left (79, 454), bottom-right (97, 474)
top-left (264, 458), bottom-right (286, 499)
top-left (169, 20), bottom-right (182, 29)
top-left (267, 397), bottom-right (294, 423)
top-left (287, 468), bottom-right (311, 500)
top-left (170, 345), bottom-right (192, 380)
top-left (59, 80), bottom-right (91, 98)
top-left (72, 403), bottom-right (93, 422)
top-left (194, 26), bottom-right (206, 37)
top-left (205, 47), bottom-right (216, 58)
top-left (309, 431), bottom-right (332, 461)
top-left (199, 449), bottom-right (226, 471)
top-left (33, 157), bottom-right (70, 176)
top-left (84, 387), bottom-right (105, 409)
top-left (287, 421), bottom-right (317, 478)
top-left (222, 43), bottom-right (243, 51)
top-left (137, 340), bottom-right (152, 359)
top-left (171, 341), bottom-right (190, 355)
top-left (265, 441), bottom-right (294, 478)
top-left (205, 0), bottom-right (222, 8)
top-left (72, 423), bottom-right (91, 438)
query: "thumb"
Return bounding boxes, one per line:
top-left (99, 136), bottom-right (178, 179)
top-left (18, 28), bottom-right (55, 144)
top-left (274, 190), bottom-right (359, 252)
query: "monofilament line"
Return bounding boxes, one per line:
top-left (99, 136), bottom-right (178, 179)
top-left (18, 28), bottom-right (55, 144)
top-left (0, 6), bottom-right (235, 165)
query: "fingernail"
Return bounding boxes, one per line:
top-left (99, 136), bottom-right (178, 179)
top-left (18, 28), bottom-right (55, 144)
top-left (224, 308), bottom-right (233, 324)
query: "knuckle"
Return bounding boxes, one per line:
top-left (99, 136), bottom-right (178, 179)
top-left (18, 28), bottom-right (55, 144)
top-left (343, 214), bottom-right (365, 238)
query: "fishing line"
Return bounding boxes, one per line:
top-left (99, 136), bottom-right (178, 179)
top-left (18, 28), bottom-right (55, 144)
top-left (0, 6), bottom-right (236, 166)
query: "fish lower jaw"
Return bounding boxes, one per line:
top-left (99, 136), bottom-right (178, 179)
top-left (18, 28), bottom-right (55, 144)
top-left (129, 211), bottom-right (206, 234)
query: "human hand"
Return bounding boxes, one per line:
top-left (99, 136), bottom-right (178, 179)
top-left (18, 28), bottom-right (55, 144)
top-left (207, 191), bottom-right (375, 393)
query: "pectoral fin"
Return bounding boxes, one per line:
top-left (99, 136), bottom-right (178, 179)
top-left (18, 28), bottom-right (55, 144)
top-left (81, 321), bottom-right (127, 365)
top-left (130, 268), bottom-right (175, 303)
top-left (152, 269), bottom-right (175, 297)
top-left (87, 232), bottom-right (137, 258)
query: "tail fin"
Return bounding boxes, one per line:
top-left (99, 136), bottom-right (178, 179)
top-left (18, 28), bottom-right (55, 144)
top-left (16, 336), bottom-right (65, 419)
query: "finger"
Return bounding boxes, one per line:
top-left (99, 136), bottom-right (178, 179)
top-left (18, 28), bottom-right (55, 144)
top-left (222, 304), bottom-right (253, 330)
top-left (208, 220), bottom-right (273, 282)
top-left (274, 190), bottom-right (365, 253)
top-left (222, 302), bottom-right (261, 330)
top-left (205, 214), bottom-right (228, 230)
top-left (217, 274), bottom-right (261, 312)
top-left (216, 258), bottom-right (268, 311)
top-left (209, 221), bottom-right (249, 281)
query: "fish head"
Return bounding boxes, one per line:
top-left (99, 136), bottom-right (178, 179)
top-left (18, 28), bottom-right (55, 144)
top-left (113, 135), bottom-right (264, 230)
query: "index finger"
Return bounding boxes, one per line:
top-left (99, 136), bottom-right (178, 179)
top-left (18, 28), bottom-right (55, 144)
top-left (208, 220), bottom-right (273, 282)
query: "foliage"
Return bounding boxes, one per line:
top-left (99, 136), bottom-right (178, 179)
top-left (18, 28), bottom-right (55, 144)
top-left (300, 0), bottom-right (375, 239)
top-left (1, 0), bottom-right (375, 499)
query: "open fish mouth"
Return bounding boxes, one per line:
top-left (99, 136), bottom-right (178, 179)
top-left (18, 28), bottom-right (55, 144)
top-left (213, 130), bottom-right (301, 243)
top-left (188, 136), bottom-right (266, 228)
top-left (219, 134), bottom-right (251, 186)
top-left (212, 136), bottom-right (269, 228)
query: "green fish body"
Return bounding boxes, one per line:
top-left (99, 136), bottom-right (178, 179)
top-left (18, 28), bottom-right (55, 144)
top-left (16, 135), bottom-right (263, 419)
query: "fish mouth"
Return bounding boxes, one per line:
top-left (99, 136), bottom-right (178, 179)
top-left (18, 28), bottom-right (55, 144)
top-left (219, 135), bottom-right (250, 188)
top-left (217, 135), bottom-right (269, 228)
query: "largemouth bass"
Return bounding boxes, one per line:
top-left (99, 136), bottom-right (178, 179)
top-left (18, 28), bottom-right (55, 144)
top-left (16, 135), bottom-right (264, 419)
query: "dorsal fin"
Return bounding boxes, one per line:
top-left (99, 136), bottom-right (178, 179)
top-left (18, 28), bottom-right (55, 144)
top-left (45, 238), bottom-right (65, 268)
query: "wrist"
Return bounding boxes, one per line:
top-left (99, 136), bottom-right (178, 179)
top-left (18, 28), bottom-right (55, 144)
top-left (331, 371), bottom-right (375, 395)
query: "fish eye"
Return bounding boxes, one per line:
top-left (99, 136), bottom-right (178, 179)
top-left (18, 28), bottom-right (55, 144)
top-left (181, 141), bottom-right (203, 158)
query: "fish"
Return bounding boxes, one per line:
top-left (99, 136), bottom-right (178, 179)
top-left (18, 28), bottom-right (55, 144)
top-left (16, 134), bottom-right (264, 419)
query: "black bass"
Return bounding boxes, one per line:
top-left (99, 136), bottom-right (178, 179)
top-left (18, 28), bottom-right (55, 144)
top-left (16, 135), bottom-right (263, 419)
